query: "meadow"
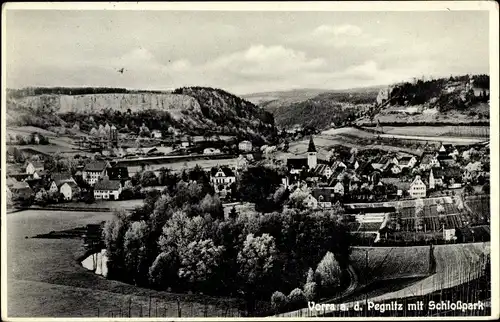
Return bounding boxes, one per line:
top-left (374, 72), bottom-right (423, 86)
top-left (6, 210), bottom-right (245, 317)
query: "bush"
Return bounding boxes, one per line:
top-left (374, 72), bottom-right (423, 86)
top-left (270, 291), bottom-right (287, 313)
top-left (287, 288), bottom-right (307, 310)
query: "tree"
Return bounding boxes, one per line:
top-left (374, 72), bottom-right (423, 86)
top-left (288, 288), bottom-right (307, 309)
top-left (150, 194), bottom-right (173, 232)
top-left (303, 267), bottom-right (318, 300)
top-left (464, 184), bottom-right (475, 196)
top-left (158, 211), bottom-right (192, 253)
top-left (237, 233), bottom-right (278, 298)
top-left (148, 250), bottom-right (179, 290)
top-left (123, 220), bottom-right (151, 285)
top-left (140, 171), bottom-right (159, 187)
top-left (237, 165), bottom-right (282, 209)
top-left (200, 194), bottom-right (224, 219)
top-left (102, 210), bottom-right (130, 278)
top-left (178, 239), bottom-right (224, 292)
top-left (283, 140), bottom-right (289, 152)
top-left (288, 188), bottom-right (311, 209)
top-left (34, 188), bottom-right (48, 206)
top-left (270, 291), bottom-right (287, 313)
top-left (303, 281), bottom-right (317, 301)
top-left (414, 198), bottom-right (424, 231)
top-left (272, 186), bottom-right (289, 210)
top-left (12, 147), bottom-right (26, 163)
top-left (306, 267), bottom-right (315, 284)
top-left (315, 251), bottom-right (342, 289)
top-left (229, 206), bottom-right (238, 220)
top-left (139, 124), bottom-right (151, 137)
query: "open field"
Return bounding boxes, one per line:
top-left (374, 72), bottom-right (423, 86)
top-left (275, 242), bottom-right (490, 317)
top-left (366, 242), bottom-right (490, 302)
top-left (222, 202), bottom-right (257, 219)
top-left (465, 196), bottom-right (490, 221)
top-left (41, 199), bottom-right (145, 211)
top-left (320, 126), bottom-right (485, 149)
top-left (374, 126), bottom-right (490, 138)
top-left (280, 129), bottom-right (419, 161)
top-left (7, 126), bottom-right (58, 137)
top-left (16, 144), bottom-right (79, 155)
top-left (6, 210), bottom-right (244, 317)
top-left (350, 246), bottom-right (431, 287)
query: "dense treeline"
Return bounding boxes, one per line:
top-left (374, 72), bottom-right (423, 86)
top-left (266, 90), bottom-right (377, 130)
top-left (386, 74), bottom-right (490, 108)
top-left (7, 87), bottom-right (167, 98)
top-left (389, 79), bottom-right (447, 106)
top-left (173, 87), bottom-right (277, 144)
top-left (60, 109), bottom-right (176, 134)
top-left (102, 165), bottom-right (351, 314)
top-left (272, 98), bottom-right (359, 130)
top-left (315, 91), bottom-right (379, 105)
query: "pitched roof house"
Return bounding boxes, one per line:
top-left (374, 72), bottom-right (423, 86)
top-left (60, 182), bottom-right (80, 200)
top-left (210, 167), bottom-right (236, 194)
top-left (94, 179), bottom-right (122, 200)
top-left (83, 161), bottom-right (110, 185)
top-left (409, 175), bottom-right (426, 198)
top-left (25, 161), bottom-right (44, 175)
top-left (398, 156), bottom-right (417, 168)
top-left (49, 172), bottom-right (76, 193)
top-left (419, 152), bottom-right (439, 169)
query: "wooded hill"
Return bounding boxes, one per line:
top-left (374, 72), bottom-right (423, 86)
top-left (6, 86), bottom-right (277, 145)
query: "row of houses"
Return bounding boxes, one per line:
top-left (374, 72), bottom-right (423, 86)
top-left (282, 137), bottom-right (486, 208)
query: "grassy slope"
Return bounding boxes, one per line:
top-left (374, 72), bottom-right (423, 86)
top-left (366, 242), bottom-right (490, 302)
top-left (6, 210), bottom-right (242, 318)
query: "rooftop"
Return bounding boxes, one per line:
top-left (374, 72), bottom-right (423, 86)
top-left (94, 179), bottom-right (121, 191)
top-left (307, 136), bottom-right (317, 153)
top-left (84, 161), bottom-right (109, 172)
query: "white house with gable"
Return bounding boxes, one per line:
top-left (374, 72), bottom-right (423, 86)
top-left (409, 175), bottom-right (427, 198)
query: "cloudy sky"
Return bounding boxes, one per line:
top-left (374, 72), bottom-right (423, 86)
top-left (5, 9), bottom-right (490, 95)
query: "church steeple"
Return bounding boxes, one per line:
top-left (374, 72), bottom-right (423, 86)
top-left (307, 136), bottom-right (317, 153)
top-left (307, 136), bottom-right (317, 169)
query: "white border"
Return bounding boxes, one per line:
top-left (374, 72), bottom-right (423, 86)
top-left (1, 1), bottom-right (499, 321)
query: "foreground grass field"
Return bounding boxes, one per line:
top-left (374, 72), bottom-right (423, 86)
top-left (349, 246), bottom-right (432, 289)
top-left (49, 199), bottom-right (144, 211)
top-left (6, 210), bottom-right (243, 317)
top-left (367, 242), bottom-right (490, 303)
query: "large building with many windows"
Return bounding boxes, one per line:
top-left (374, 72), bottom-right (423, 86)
top-left (409, 175), bottom-right (427, 198)
top-left (82, 161), bottom-right (110, 186)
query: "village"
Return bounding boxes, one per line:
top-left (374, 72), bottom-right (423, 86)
top-left (6, 122), bottom-right (490, 244)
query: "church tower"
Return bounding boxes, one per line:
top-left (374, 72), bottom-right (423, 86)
top-left (109, 124), bottom-right (118, 148)
top-left (307, 136), bottom-right (317, 169)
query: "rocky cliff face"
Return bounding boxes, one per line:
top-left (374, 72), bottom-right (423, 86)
top-left (14, 93), bottom-right (201, 116)
top-left (7, 87), bottom-right (277, 143)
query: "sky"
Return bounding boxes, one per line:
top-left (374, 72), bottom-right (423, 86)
top-left (5, 9), bottom-right (490, 95)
